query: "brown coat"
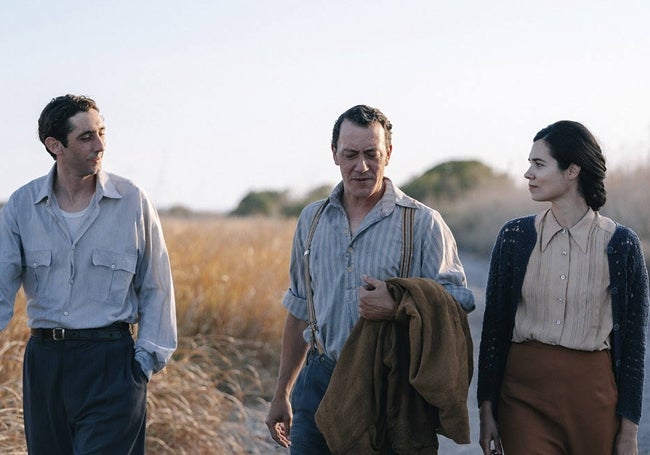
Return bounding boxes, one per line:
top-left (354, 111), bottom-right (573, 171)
top-left (315, 278), bottom-right (473, 454)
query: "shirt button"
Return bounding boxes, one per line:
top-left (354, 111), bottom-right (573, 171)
top-left (561, 229), bottom-right (567, 234)
top-left (557, 297), bottom-right (563, 303)
top-left (347, 267), bottom-right (352, 272)
top-left (69, 278), bottom-right (74, 284)
top-left (560, 274), bottom-right (566, 280)
top-left (63, 312), bottom-right (69, 316)
top-left (562, 251), bottom-right (567, 256)
top-left (555, 320), bottom-right (562, 325)
top-left (111, 264), bottom-right (116, 270)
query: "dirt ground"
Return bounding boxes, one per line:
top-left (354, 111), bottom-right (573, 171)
top-left (249, 251), bottom-right (650, 454)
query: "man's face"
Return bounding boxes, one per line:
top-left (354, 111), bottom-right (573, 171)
top-left (50, 109), bottom-right (105, 177)
top-left (332, 120), bottom-right (392, 205)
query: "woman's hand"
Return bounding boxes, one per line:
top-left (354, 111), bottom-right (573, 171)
top-left (479, 401), bottom-right (503, 455)
top-left (614, 417), bottom-right (638, 455)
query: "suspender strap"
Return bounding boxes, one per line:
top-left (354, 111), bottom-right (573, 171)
top-left (399, 207), bottom-right (415, 278)
top-left (304, 202), bottom-right (415, 355)
top-left (304, 200), bottom-right (329, 354)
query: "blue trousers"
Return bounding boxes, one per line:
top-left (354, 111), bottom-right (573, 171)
top-left (290, 350), bottom-right (336, 455)
top-left (23, 333), bottom-right (148, 454)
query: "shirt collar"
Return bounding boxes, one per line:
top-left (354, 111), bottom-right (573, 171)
top-left (34, 164), bottom-right (57, 204)
top-left (33, 164), bottom-right (121, 205)
top-left (539, 207), bottom-right (595, 253)
top-left (97, 170), bottom-right (121, 199)
top-left (329, 177), bottom-right (418, 215)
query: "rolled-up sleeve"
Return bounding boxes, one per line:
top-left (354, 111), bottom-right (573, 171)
top-left (421, 210), bottom-right (475, 312)
top-left (281, 208), bottom-right (311, 321)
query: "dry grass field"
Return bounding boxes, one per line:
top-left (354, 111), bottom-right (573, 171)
top-left (0, 166), bottom-right (648, 453)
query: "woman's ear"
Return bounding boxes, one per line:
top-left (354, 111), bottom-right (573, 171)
top-left (567, 163), bottom-right (581, 180)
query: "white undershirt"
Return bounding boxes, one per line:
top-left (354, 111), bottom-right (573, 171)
top-left (59, 205), bottom-right (90, 239)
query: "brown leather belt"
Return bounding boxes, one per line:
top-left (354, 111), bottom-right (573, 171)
top-left (30, 322), bottom-right (130, 341)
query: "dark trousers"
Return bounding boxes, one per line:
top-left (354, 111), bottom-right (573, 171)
top-left (23, 333), bottom-right (148, 455)
top-left (290, 350), bottom-right (336, 455)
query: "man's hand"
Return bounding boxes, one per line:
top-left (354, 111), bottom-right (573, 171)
top-left (265, 395), bottom-right (292, 448)
top-left (358, 275), bottom-right (397, 320)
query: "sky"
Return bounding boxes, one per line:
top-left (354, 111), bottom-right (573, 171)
top-left (1, 0), bottom-right (649, 213)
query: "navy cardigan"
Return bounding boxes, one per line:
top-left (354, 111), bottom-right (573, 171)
top-left (477, 215), bottom-right (649, 424)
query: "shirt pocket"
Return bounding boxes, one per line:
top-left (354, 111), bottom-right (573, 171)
top-left (90, 249), bottom-right (137, 304)
top-left (23, 249), bottom-right (52, 296)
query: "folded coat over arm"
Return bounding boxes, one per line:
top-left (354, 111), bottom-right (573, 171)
top-left (315, 277), bottom-right (473, 454)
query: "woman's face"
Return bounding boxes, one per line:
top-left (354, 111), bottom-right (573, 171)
top-left (524, 139), bottom-right (576, 203)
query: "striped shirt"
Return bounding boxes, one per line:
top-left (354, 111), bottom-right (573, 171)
top-left (283, 178), bottom-right (474, 361)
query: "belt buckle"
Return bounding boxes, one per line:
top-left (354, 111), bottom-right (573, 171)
top-left (52, 328), bottom-right (65, 341)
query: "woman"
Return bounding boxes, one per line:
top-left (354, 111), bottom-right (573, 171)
top-left (478, 120), bottom-right (649, 455)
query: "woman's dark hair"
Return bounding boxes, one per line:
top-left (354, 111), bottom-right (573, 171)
top-left (38, 94), bottom-right (99, 159)
top-left (534, 120), bottom-right (607, 211)
top-left (331, 105), bottom-right (392, 150)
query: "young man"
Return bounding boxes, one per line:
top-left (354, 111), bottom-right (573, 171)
top-left (265, 105), bottom-right (474, 453)
top-left (0, 94), bottom-right (177, 454)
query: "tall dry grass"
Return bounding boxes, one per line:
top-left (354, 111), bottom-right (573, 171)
top-left (135, 216), bottom-right (296, 453)
top-left (0, 292), bottom-right (27, 454)
top-left (0, 166), bottom-right (648, 453)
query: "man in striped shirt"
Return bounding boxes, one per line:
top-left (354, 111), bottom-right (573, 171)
top-left (265, 105), bottom-right (474, 454)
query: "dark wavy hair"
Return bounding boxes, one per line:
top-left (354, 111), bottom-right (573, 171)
top-left (331, 105), bottom-right (392, 150)
top-left (38, 94), bottom-right (99, 160)
top-left (534, 120), bottom-right (607, 211)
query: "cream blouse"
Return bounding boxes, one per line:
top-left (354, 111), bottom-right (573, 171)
top-left (512, 208), bottom-right (616, 351)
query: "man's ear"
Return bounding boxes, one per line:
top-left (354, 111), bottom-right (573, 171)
top-left (385, 144), bottom-right (393, 165)
top-left (332, 144), bottom-right (340, 165)
top-left (44, 137), bottom-right (63, 157)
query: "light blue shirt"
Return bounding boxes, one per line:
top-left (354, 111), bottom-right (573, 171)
top-left (0, 165), bottom-right (177, 379)
top-left (283, 178), bottom-right (475, 361)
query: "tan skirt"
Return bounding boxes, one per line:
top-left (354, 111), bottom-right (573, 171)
top-left (498, 341), bottom-right (619, 455)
